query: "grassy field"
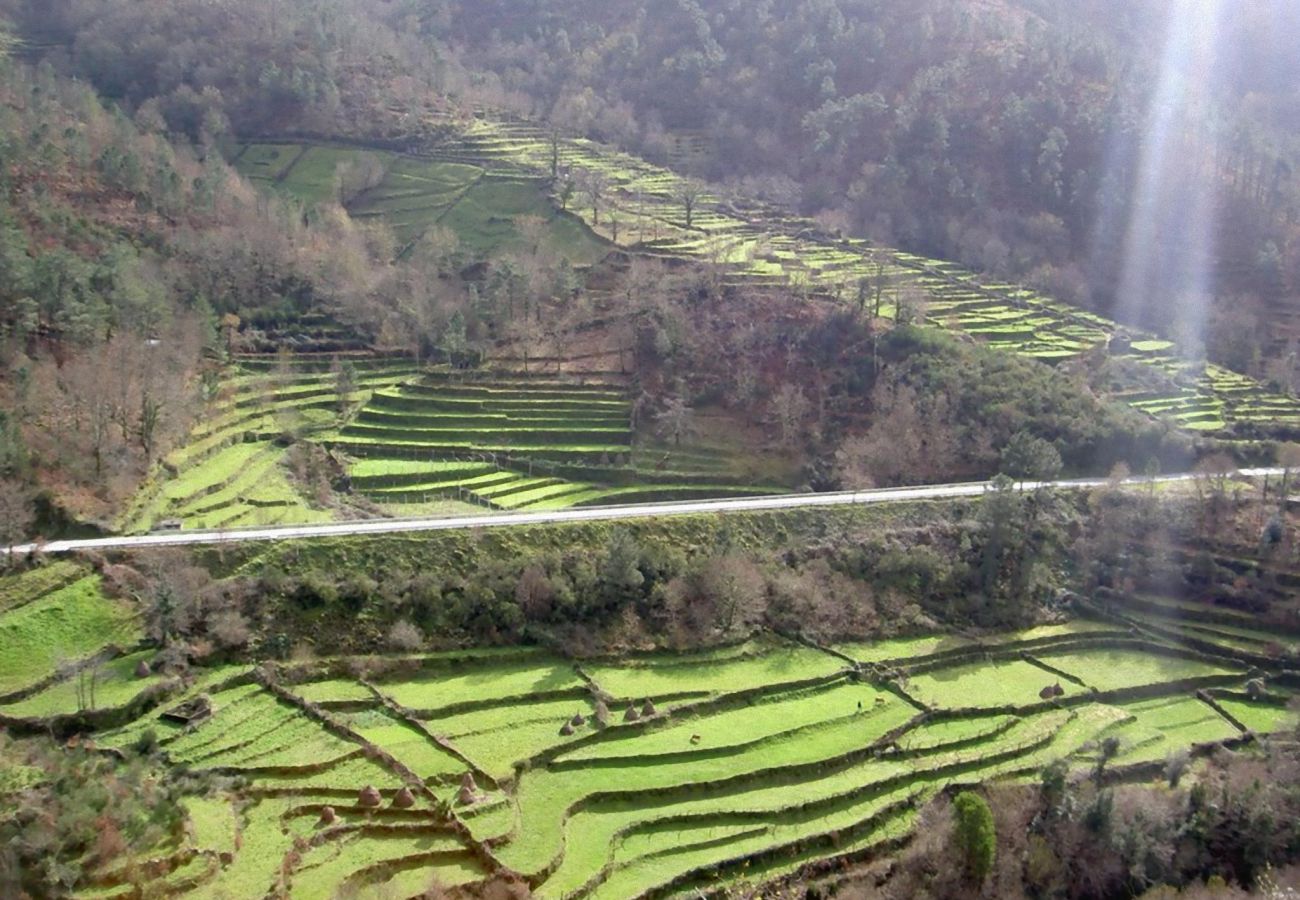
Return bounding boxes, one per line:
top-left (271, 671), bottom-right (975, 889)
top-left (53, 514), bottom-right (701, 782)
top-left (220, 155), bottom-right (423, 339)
top-left (0, 576), bottom-right (139, 698)
top-left (1035, 647), bottom-right (1242, 692)
top-left (1099, 695), bottom-right (1243, 764)
top-left (904, 657), bottom-right (1072, 709)
top-left (135, 350), bottom-right (786, 531)
top-left (124, 354), bottom-right (420, 533)
top-left (0, 606), bottom-right (1286, 897)
top-left (0, 650), bottom-right (164, 718)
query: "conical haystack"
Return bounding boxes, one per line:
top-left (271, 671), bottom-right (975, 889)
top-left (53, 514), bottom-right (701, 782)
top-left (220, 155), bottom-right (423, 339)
top-left (457, 772), bottom-right (480, 806)
top-left (391, 787), bottom-right (415, 809)
top-left (624, 704), bottom-right (640, 723)
top-left (357, 785), bottom-right (382, 808)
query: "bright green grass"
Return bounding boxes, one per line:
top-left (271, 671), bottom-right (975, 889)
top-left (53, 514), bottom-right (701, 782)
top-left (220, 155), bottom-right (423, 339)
top-left (71, 613), bottom-right (1266, 898)
top-left (186, 795), bottom-right (239, 855)
top-left (904, 658), bottom-right (1067, 709)
top-left (375, 499), bottom-right (489, 518)
top-left (0, 577), bottom-right (139, 698)
top-left (1, 650), bottom-right (165, 718)
top-left (713, 806), bottom-right (920, 896)
top-left (290, 830), bottom-right (469, 900)
top-left (250, 753), bottom-right (402, 793)
top-left (292, 678), bottom-right (374, 704)
top-left (978, 620), bottom-right (1124, 645)
top-left (170, 449), bottom-right (284, 517)
top-left (583, 642), bottom-right (842, 700)
top-left (177, 700), bottom-right (358, 771)
top-left (94, 665), bottom-right (250, 751)
top-left (375, 659), bottom-right (583, 713)
top-left (493, 481), bottom-right (594, 509)
top-left (161, 685), bottom-right (286, 757)
top-left (895, 714), bottom-right (1018, 752)
top-left (559, 681), bottom-right (884, 763)
top-left (1036, 648), bottom-right (1240, 693)
top-left (190, 796), bottom-right (298, 899)
top-left (499, 700), bottom-right (917, 876)
top-left (565, 484), bottom-right (781, 507)
top-left (587, 787), bottom-right (917, 900)
top-left (365, 853), bottom-right (488, 898)
top-left (1097, 695), bottom-right (1240, 764)
top-left (348, 459), bottom-right (492, 479)
top-left (462, 798), bottom-right (516, 843)
top-left (211, 499), bottom-right (335, 531)
top-left (345, 711), bottom-right (466, 781)
top-left (540, 708), bottom-right (1097, 896)
top-left (835, 633), bottom-right (973, 663)
top-left (0, 562), bottom-right (84, 614)
top-left (434, 696), bottom-right (595, 780)
top-left (1216, 698), bottom-right (1298, 735)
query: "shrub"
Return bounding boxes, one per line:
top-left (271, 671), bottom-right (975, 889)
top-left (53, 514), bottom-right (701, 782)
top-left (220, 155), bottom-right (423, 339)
top-left (338, 575), bottom-right (378, 614)
top-left (132, 728), bottom-right (160, 756)
top-left (208, 609), bottom-right (251, 649)
top-left (953, 791), bottom-right (996, 883)
top-left (387, 620), bottom-right (425, 653)
top-left (1166, 750), bottom-right (1190, 788)
top-left (290, 571), bottom-right (338, 609)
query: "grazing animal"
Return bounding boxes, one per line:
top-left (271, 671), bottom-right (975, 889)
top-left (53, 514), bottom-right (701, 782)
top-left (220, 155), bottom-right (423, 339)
top-left (690, 734), bottom-right (702, 745)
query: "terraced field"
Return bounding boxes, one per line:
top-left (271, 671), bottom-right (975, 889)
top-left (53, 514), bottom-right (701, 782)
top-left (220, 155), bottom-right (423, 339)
top-left (424, 116), bottom-right (1300, 438)
top-left (233, 113), bottom-right (1300, 439)
top-left (5, 565), bottom-right (1292, 900)
top-left (232, 141), bottom-right (608, 263)
top-left (123, 353), bottom-right (421, 533)
top-left (131, 347), bottom-right (784, 529)
top-left (330, 368), bottom-right (783, 512)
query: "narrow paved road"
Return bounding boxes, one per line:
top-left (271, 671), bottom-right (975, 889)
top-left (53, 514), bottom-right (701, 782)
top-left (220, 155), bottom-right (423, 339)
top-left (8, 468), bottom-right (1283, 556)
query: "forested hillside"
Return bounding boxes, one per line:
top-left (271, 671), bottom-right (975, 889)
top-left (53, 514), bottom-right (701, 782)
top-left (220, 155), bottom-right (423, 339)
top-left (6, 5), bottom-right (1300, 899)
top-left (0, 33), bottom-right (454, 527)
top-left (427, 0), bottom-right (1300, 375)
top-left (1, 0), bottom-right (1299, 534)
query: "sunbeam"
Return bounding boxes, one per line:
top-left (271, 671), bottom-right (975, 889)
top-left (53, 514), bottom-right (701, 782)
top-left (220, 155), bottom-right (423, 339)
top-left (1114, 0), bottom-right (1231, 359)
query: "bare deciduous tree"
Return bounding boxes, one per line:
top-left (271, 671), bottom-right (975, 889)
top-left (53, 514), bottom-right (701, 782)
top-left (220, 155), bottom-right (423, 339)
top-left (656, 393), bottom-right (695, 447)
top-left (674, 179), bottom-right (705, 230)
top-left (835, 375), bottom-right (971, 487)
top-left (771, 383), bottom-right (811, 448)
top-left (0, 479), bottom-right (35, 556)
top-left (575, 169), bottom-right (611, 226)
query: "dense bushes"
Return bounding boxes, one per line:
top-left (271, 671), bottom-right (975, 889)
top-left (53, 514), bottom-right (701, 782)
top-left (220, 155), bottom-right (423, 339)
top-left (953, 791), bottom-right (997, 884)
top-left (0, 734), bottom-right (189, 895)
top-left (871, 739), bottom-right (1300, 899)
top-left (184, 479), bottom-right (1093, 654)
